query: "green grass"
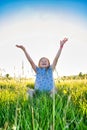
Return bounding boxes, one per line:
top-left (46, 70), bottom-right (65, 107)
top-left (0, 79), bottom-right (87, 130)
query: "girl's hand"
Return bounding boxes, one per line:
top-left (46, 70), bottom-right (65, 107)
top-left (16, 45), bottom-right (25, 50)
top-left (60, 38), bottom-right (68, 48)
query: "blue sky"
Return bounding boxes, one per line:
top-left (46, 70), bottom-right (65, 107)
top-left (0, 0), bottom-right (87, 77)
top-left (0, 0), bottom-right (87, 18)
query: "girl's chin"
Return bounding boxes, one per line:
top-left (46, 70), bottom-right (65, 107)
top-left (40, 66), bottom-right (49, 68)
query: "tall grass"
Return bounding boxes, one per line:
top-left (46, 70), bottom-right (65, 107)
top-left (0, 78), bottom-right (87, 130)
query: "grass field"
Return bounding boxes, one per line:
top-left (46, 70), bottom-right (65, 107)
top-left (0, 78), bottom-right (87, 130)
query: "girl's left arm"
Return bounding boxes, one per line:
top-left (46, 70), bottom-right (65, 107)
top-left (52, 38), bottom-right (68, 70)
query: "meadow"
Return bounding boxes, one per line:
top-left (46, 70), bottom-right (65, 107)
top-left (0, 78), bottom-right (87, 130)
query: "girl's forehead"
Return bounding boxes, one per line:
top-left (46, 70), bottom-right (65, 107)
top-left (40, 58), bottom-right (48, 61)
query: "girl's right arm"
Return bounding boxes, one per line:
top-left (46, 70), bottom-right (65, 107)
top-left (16, 45), bottom-right (37, 73)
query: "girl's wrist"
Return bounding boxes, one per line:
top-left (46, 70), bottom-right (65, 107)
top-left (60, 45), bottom-right (64, 49)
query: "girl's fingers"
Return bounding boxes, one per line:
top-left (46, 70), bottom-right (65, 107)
top-left (16, 45), bottom-right (20, 47)
top-left (60, 38), bottom-right (68, 47)
top-left (16, 45), bottom-right (22, 48)
top-left (64, 38), bottom-right (68, 42)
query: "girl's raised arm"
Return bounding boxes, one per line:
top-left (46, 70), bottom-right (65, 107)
top-left (52, 38), bottom-right (68, 70)
top-left (16, 45), bottom-right (37, 73)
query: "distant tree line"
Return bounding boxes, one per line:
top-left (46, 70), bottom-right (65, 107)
top-left (61, 72), bottom-right (87, 80)
top-left (0, 72), bottom-right (87, 80)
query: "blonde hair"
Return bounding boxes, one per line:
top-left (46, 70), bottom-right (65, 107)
top-left (38, 57), bottom-right (50, 68)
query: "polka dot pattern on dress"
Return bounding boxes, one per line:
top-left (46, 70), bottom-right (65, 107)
top-left (35, 66), bottom-right (54, 91)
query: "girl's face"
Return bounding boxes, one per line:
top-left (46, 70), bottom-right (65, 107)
top-left (38, 57), bottom-right (50, 68)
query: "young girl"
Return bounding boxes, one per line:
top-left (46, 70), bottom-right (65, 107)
top-left (16, 38), bottom-right (68, 97)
